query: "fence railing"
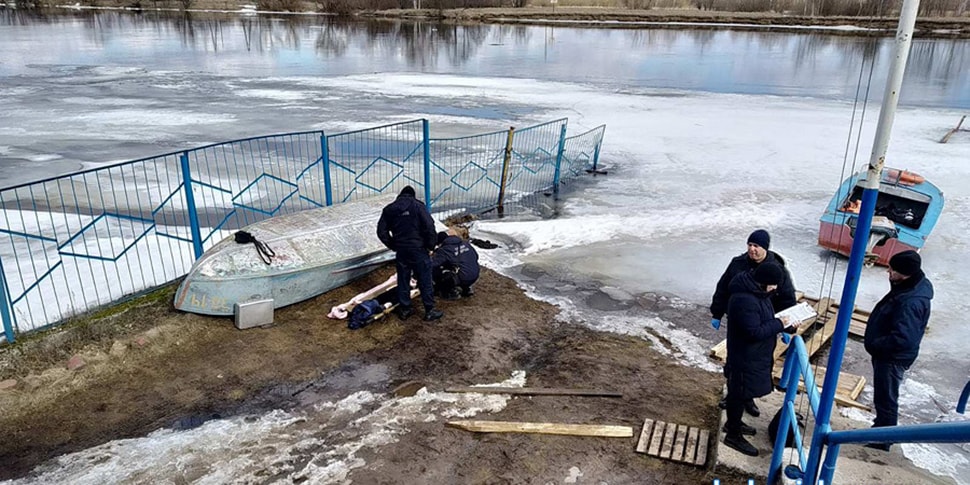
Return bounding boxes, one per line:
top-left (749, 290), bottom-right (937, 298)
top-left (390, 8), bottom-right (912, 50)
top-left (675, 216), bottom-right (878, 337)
top-left (0, 118), bottom-right (605, 342)
top-left (769, 335), bottom-right (970, 484)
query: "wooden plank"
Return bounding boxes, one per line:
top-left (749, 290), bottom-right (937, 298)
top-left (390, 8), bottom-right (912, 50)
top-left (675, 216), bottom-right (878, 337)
top-left (710, 339), bottom-right (728, 361)
top-left (684, 427), bottom-right (699, 464)
top-left (659, 422), bottom-right (677, 459)
top-left (446, 420), bottom-right (633, 438)
top-left (940, 115), bottom-right (966, 143)
top-left (771, 364), bottom-right (870, 411)
top-left (850, 374), bottom-right (867, 400)
top-left (636, 419), bottom-right (655, 454)
top-left (695, 429), bottom-right (710, 466)
top-left (671, 425), bottom-right (688, 462)
top-left (803, 314), bottom-right (840, 358)
top-left (647, 420), bottom-right (666, 456)
top-left (445, 386), bottom-right (622, 398)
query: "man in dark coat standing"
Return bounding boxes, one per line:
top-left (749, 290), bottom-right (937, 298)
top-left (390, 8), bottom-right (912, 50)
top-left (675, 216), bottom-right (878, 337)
top-left (863, 250), bottom-right (933, 451)
top-left (432, 230), bottom-right (480, 300)
top-left (711, 229), bottom-right (798, 417)
top-left (723, 263), bottom-right (796, 457)
top-left (376, 186), bottom-right (443, 322)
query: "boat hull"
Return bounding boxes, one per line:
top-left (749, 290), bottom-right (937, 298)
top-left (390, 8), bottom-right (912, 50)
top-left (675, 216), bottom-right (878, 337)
top-left (174, 195), bottom-right (397, 316)
top-left (817, 168), bottom-right (943, 267)
top-left (817, 221), bottom-right (917, 266)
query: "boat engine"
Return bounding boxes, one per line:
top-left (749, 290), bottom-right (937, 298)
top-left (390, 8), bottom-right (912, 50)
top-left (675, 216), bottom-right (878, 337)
top-left (847, 216), bottom-right (898, 266)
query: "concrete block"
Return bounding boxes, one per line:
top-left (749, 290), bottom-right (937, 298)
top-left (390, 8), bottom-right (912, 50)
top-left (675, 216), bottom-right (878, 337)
top-left (234, 299), bottom-right (274, 329)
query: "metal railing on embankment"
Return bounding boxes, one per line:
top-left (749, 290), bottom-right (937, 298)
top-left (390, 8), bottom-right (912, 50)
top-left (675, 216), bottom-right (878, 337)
top-left (769, 335), bottom-right (970, 484)
top-left (0, 118), bottom-right (606, 342)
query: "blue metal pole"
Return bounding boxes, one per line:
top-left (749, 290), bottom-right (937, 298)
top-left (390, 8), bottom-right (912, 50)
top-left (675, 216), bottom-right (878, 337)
top-left (179, 152), bottom-right (205, 260)
top-left (591, 135), bottom-right (602, 172)
top-left (321, 133), bottom-right (333, 207)
top-left (768, 345), bottom-right (804, 483)
top-left (805, 0), bottom-right (920, 481)
top-left (422, 119), bottom-right (432, 211)
top-left (553, 123), bottom-right (567, 196)
top-left (958, 381), bottom-right (970, 414)
top-left (0, 257), bottom-right (16, 343)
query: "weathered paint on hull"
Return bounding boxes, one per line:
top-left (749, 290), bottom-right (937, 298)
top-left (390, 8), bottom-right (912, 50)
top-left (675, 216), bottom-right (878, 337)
top-left (817, 221), bottom-right (917, 267)
top-left (174, 195), bottom-right (396, 316)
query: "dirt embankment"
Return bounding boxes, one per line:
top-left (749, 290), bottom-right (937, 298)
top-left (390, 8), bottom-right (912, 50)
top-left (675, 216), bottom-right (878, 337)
top-left (0, 266), bottom-right (753, 483)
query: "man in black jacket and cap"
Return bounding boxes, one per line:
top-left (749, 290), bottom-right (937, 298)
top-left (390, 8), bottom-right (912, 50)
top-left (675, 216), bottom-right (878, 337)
top-left (723, 263), bottom-right (798, 457)
top-left (863, 250), bottom-right (933, 451)
top-left (711, 229), bottom-right (798, 417)
top-left (432, 229), bottom-right (480, 300)
top-left (377, 186), bottom-right (443, 322)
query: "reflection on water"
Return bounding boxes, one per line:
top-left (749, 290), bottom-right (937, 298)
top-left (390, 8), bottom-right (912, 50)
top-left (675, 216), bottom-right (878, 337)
top-left (0, 9), bottom-right (968, 107)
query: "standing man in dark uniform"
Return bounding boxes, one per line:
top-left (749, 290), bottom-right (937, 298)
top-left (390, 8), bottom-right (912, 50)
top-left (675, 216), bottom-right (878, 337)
top-left (711, 229), bottom-right (797, 417)
top-left (377, 186), bottom-right (443, 322)
top-left (432, 229), bottom-right (480, 300)
top-left (723, 263), bottom-right (797, 457)
top-left (863, 250), bottom-right (933, 451)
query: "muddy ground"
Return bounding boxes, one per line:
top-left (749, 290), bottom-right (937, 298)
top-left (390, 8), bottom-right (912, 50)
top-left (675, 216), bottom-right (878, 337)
top-left (0, 264), bottom-right (756, 483)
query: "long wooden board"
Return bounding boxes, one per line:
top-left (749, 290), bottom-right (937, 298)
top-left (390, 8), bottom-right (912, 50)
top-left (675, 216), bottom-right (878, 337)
top-left (446, 420), bottom-right (633, 438)
top-left (445, 387), bottom-right (622, 398)
top-left (635, 418), bottom-right (709, 466)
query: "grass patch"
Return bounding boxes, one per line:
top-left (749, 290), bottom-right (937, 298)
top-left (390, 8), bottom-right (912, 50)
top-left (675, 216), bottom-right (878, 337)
top-left (0, 284), bottom-right (178, 380)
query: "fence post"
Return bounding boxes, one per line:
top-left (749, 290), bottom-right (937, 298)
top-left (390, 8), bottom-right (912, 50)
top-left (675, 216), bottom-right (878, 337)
top-left (180, 151), bottom-right (205, 260)
top-left (553, 123), bottom-right (567, 196)
top-left (0, 258), bottom-right (16, 343)
top-left (497, 126), bottom-right (515, 217)
top-left (423, 119), bottom-right (432, 211)
top-left (321, 133), bottom-right (333, 207)
top-left (592, 131), bottom-right (603, 172)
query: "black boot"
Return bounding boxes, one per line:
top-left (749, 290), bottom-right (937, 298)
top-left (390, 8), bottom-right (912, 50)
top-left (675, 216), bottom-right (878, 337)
top-left (723, 433), bottom-right (759, 457)
top-left (864, 442), bottom-right (892, 452)
top-left (424, 308), bottom-right (444, 321)
top-left (744, 399), bottom-right (761, 417)
top-left (395, 306), bottom-right (414, 321)
top-left (461, 286), bottom-right (474, 297)
top-left (722, 422), bottom-right (756, 436)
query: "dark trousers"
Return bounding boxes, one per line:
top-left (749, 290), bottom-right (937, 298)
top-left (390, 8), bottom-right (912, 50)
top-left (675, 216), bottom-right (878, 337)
top-left (433, 267), bottom-right (461, 296)
top-left (725, 371), bottom-right (746, 435)
top-left (872, 358), bottom-right (907, 428)
top-left (395, 248), bottom-right (435, 311)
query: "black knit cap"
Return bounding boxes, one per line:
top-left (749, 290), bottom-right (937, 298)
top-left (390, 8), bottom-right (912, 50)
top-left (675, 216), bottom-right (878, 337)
top-left (437, 231), bottom-right (449, 246)
top-left (889, 250), bottom-right (921, 276)
top-left (753, 263), bottom-right (784, 286)
top-left (747, 229), bottom-right (771, 250)
top-left (399, 185), bottom-right (416, 197)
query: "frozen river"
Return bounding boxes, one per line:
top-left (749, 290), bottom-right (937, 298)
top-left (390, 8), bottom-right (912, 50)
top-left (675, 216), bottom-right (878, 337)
top-left (1, 9), bottom-right (969, 483)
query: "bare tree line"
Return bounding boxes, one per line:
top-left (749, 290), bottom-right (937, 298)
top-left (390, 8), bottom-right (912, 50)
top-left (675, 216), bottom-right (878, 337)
top-left (669, 0), bottom-right (966, 16)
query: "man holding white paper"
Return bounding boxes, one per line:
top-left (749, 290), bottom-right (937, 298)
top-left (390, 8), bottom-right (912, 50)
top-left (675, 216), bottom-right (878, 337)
top-left (722, 263), bottom-right (801, 457)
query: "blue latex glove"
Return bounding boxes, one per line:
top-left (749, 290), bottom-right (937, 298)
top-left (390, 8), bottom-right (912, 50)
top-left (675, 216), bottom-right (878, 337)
top-left (711, 318), bottom-right (721, 330)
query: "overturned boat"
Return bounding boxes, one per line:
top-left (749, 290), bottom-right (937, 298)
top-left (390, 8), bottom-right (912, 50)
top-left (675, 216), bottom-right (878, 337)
top-left (818, 168), bottom-right (944, 266)
top-left (175, 195), bottom-right (397, 316)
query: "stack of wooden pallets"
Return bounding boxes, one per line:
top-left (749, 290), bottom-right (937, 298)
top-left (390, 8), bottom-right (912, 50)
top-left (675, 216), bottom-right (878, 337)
top-left (708, 295), bottom-right (871, 410)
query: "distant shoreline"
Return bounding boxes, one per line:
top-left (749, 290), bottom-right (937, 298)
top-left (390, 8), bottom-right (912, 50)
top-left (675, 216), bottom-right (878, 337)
top-left (10, 3), bottom-right (970, 38)
top-left (361, 7), bottom-right (970, 38)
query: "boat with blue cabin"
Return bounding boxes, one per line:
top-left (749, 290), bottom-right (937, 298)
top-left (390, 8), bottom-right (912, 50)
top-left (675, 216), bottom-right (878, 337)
top-left (818, 167), bottom-right (944, 266)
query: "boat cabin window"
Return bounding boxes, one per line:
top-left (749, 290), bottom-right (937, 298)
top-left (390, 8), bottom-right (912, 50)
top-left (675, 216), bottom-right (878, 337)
top-left (841, 184), bottom-right (931, 230)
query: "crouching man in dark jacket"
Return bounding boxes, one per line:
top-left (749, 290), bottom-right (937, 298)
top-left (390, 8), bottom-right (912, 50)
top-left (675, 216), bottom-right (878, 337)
top-left (431, 230), bottom-right (480, 300)
top-left (863, 250), bottom-right (933, 451)
top-left (376, 186), bottom-right (443, 322)
top-left (723, 263), bottom-right (798, 457)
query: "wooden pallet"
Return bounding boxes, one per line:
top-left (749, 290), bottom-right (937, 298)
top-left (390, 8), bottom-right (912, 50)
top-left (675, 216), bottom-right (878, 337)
top-left (635, 418), bottom-right (709, 466)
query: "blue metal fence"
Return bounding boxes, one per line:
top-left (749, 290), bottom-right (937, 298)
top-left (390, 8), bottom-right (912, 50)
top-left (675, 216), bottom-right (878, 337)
top-left (0, 118), bottom-right (606, 342)
top-left (769, 335), bottom-right (970, 484)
